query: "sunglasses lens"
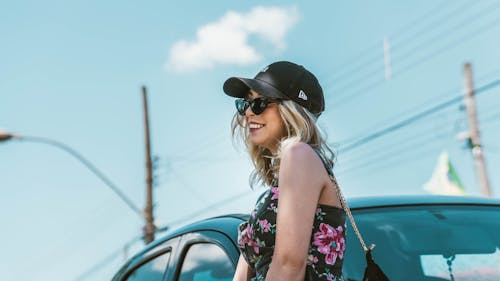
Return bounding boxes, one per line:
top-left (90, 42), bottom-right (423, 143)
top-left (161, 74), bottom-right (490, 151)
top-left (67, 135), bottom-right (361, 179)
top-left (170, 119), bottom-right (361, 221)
top-left (235, 97), bottom-right (276, 116)
top-left (250, 98), bottom-right (268, 115)
top-left (235, 99), bottom-right (248, 115)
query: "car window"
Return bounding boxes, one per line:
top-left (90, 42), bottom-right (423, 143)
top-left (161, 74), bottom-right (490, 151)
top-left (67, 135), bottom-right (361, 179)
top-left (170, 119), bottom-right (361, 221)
top-left (126, 251), bottom-right (170, 281)
top-left (342, 205), bottom-right (500, 281)
top-left (178, 243), bottom-right (234, 281)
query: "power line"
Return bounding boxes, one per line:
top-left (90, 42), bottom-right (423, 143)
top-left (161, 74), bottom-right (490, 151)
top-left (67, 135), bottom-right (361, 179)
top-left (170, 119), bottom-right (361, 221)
top-left (69, 77), bottom-right (500, 281)
top-left (335, 87), bottom-right (460, 148)
top-left (341, 134), bottom-right (450, 180)
top-left (168, 127), bottom-right (229, 159)
top-left (321, 0), bottom-right (467, 87)
top-left (70, 235), bottom-right (143, 281)
top-left (162, 5), bottom-right (500, 162)
top-left (326, 2), bottom-right (500, 107)
top-left (70, 188), bottom-right (255, 280)
top-left (329, 1), bottom-right (497, 93)
top-left (337, 78), bottom-right (500, 152)
top-left (332, 68), bottom-right (500, 150)
top-left (338, 126), bottom-right (456, 176)
top-left (337, 103), bottom-right (459, 173)
top-left (339, 108), bottom-right (457, 165)
top-left (164, 165), bottom-right (207, 203)
top-left (32, 205), bottom-right (141, 281)
top-left (156, 189), bottom-right (254, 232)
top-left (393, 11), bottom-right (500, 77)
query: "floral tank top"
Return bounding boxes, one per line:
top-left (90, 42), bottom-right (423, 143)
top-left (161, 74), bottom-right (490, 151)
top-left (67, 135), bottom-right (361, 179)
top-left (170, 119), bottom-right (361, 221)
top-left (237, 154), bottom-right (347, 280)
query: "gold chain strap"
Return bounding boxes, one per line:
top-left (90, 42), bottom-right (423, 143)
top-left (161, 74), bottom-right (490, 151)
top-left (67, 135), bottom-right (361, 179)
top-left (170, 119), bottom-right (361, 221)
top-left (329, 174), bottom-right (375, 253)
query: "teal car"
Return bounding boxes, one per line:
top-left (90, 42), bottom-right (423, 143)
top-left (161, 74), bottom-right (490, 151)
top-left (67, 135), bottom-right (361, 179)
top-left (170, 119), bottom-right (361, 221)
top-left (111, 195), bottom-right (500, 281)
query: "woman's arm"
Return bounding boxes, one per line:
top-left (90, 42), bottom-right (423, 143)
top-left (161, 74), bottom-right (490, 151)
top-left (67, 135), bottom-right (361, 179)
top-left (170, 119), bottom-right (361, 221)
top-left (266, 142), bottom-right (327, 281)
top-left (233, 254), bottom-right (252, 281)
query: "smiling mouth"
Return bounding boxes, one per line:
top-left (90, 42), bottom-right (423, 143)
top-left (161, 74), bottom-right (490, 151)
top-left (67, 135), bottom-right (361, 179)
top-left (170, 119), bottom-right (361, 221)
top-left (249, 122), bottom-right (265, 133)
top-left (249, 123), bottom-right (264, 129)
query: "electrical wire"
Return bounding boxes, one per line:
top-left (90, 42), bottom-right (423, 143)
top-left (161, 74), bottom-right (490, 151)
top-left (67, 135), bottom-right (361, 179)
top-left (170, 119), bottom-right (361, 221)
top-left (156, 189), bottom-right (254, 231)
top-left (339, 108), bottom-right (458, 166)
top-left (163, 165), bottom-right (207, 203)
top-left (321, 0), bottom-right (469, 87)
top-left (326, 2), bottom-right (500, 107)
top-left (335, 87), bottom-right (460, 148)
top-left (329, 0), bottom-right (497, 91)
top-left (69, 79), bottom-right (499, 280)
top-left (338, 126), bottom-right (456, 176)
top-left (70, 235), bottom-right (143, 281)
top-left (343, 134), bottom-right (451, 179)
top-left (69, 188), bottom-right (255, 281)
top-left (336, 78), bottom-right (500, 152)
top-left (332, 68), bottom-right (500, 149)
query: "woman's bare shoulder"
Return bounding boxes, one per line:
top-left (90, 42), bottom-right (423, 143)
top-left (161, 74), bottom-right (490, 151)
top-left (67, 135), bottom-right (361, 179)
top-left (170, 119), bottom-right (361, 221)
top-left (279, 142), bottom-right (325, 181)
top-left (280, 141), bottom-right (316, 160)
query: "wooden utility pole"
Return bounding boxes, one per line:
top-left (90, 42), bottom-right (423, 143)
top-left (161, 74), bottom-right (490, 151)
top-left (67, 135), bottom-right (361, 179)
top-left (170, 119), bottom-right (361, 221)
top-left (463, 63), bottom-right (492, 197)
top-left (142, 86), bottom-right (156, 243)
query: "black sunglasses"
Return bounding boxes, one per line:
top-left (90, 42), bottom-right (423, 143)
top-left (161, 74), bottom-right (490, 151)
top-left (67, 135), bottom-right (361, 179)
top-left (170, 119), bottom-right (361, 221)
top-left (235, 97), bottom-right (281, 116)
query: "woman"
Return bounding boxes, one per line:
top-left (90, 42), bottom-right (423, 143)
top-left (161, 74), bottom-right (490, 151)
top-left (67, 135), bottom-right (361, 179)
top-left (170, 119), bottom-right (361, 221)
top-left (223, 61), bottom-right (346, 281)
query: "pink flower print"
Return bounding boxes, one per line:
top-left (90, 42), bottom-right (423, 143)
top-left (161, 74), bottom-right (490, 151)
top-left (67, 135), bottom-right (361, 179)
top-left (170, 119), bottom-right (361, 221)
top-left (271, 187), bottom-right (279, 200)
top-left (313, 223), bottom-right (346, 265)
top-left (239, 224), bottom-right (260, 254)
top-left (258, 219), bottom-right (272, 232)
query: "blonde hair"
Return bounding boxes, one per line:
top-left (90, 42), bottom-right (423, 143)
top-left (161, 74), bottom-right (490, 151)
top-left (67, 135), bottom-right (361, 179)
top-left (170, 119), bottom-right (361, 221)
top-left (231, 99), bottom-right (335, 188)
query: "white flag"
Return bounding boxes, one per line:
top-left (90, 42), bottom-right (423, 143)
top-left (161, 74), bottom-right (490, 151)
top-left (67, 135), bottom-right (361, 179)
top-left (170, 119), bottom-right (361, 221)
top-left (423, 151), bottom-right (466, 196)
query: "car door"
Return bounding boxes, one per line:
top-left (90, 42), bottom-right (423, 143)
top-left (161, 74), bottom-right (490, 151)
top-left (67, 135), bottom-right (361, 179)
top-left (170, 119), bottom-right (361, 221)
top-left (167, 230), bottom-right (239, 281)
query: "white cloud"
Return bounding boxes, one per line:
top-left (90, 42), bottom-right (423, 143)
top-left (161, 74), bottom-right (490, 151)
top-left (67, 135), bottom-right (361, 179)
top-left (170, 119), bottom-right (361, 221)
top-left (165, 6), bottom-right (299, 73)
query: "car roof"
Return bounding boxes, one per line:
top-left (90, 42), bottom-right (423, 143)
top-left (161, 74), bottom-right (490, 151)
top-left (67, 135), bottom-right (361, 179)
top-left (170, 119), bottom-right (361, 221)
top-left (135, 214), bottom-right (248, 256)
top-left (117, 195), bottom-right (499, 278)
top-left (347, 195), bottom-right (500, 210)
top-left (147, 195), bottom-right (500, 247)
top-left (112, 214), bottom-right (249, 280)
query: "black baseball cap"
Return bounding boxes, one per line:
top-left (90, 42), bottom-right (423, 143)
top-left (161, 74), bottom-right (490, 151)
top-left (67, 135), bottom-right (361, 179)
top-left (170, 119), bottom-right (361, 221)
top-left (223, 61), bottom-right (325, 117)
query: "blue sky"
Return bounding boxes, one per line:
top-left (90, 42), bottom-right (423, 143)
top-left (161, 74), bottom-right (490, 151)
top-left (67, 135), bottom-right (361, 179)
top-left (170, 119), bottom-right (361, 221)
top-left (1, 1), bottom-right (500, 280)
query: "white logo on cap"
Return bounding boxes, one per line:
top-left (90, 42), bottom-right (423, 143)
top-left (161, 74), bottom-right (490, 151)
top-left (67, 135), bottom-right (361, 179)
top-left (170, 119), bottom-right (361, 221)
top-left (298, 90), bottom-right (308, 101)
top-left (260, 66), bottom-right (269, 72)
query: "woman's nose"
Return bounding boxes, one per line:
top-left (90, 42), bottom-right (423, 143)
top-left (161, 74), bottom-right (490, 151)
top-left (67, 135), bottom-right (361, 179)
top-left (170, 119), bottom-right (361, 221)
top-left (245, 105), bottom-right (255, 117)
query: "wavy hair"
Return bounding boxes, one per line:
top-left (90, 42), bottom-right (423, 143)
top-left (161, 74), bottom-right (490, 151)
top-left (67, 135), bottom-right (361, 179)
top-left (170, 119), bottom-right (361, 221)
top-left (232, 99), bottom-right (335, 188)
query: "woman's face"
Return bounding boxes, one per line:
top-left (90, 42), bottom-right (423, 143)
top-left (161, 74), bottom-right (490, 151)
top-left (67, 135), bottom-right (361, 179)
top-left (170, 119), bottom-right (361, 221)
top-left (244, 90), bottom-right (287, 153)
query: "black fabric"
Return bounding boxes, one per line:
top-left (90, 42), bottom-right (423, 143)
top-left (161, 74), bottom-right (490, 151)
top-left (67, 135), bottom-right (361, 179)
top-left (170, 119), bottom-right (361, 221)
top-left (223, 61), bottom-right (325, 116)
top-left (362, 250), bottom-right (390, 281)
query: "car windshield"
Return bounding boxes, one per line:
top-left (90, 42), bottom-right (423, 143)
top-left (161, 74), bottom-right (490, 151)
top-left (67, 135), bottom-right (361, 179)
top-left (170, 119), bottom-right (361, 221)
top-left (342, 204), bottom-right (500, 281)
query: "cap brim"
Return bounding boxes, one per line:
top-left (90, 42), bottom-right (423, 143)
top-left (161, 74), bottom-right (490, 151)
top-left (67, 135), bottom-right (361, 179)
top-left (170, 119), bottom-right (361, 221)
top-left (223, 77), bottom-right (287, 99)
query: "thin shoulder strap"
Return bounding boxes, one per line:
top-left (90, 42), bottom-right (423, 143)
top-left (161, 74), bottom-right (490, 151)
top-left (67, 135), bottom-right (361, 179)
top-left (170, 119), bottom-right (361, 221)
top-left (311, 147), bottom-right (374, 253)
top-left (311, 147), bottom-right (334, 176)
top-left (255, 189), bottom-right (267, 204)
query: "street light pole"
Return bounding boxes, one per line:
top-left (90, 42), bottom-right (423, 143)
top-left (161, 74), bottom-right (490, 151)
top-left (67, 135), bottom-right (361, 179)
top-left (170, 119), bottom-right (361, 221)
top-left (0, 132), bottom-right (143, 218)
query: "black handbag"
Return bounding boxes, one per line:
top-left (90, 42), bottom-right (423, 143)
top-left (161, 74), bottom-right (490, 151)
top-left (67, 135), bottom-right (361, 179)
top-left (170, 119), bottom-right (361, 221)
top-left (329, 174), bottom-right (390, 281)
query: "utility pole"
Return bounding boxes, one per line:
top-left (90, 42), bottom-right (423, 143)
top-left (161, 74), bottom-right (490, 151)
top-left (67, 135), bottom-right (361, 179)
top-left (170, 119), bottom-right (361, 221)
top-left (463, 63), bottom-right (492, 197)
top-left (142, 85), bottom-right (156, 243)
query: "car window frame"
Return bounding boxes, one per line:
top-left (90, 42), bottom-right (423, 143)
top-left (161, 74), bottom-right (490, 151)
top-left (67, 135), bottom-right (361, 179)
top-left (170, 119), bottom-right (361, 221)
top-left (118, 237), bottom-right (180, 281)
top-left (169, 230), bottom-right (239, 281)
